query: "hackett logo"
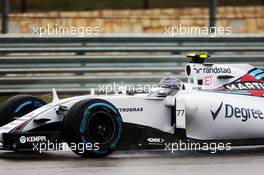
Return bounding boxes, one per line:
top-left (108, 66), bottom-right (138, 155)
top-left (211, 102), bottom-right (264, 122)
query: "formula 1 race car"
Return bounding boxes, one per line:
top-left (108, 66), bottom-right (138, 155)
top-left (1, 53), bottom-right (264, 157)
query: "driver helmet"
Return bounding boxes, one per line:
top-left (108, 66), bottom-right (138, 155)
top-left (158, 75), bottom-right (181, 95)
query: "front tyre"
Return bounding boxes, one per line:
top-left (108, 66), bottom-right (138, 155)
top-left (62, 99), bottom-right (123, 158)
top-left (0, 95), bottom-right (46, 127)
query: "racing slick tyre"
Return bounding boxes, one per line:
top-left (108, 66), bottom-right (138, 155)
top-left (0, 95), bottom-right (46, 127)
top-left (62, 99), bottom-right (123, 158)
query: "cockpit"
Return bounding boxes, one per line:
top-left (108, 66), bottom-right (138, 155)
top-left (149, 75), bottom-right (182, 97)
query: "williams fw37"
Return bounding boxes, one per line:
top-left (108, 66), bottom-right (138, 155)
top-left (1, 53), bottom-right (264, 157)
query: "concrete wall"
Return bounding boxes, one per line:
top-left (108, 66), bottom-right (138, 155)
top-left (4, 6), bottom-right (264, 34)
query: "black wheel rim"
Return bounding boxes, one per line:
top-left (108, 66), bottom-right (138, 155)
top-left (85, 111), bottom-right (116, 144)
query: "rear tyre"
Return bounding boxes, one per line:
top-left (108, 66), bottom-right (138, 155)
top-left (0, 95), bottom-right (46, 127)
top-left (63, 99), bottom-right (123, 158)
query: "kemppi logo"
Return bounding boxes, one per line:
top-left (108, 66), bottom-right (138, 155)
top-left (19, 136), bottom-right (47, 144)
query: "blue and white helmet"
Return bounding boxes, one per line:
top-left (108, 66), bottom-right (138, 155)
top-left (158, 75), bottom-right (181, 90)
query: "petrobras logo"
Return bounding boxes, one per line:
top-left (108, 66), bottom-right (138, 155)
top-left (194, 67), bottom-right (231, 74)
top-left (211, 102), bottom-right (264, 122)
top-left (19, 136), bottom-right (47, 144)
top-left (118, 107), bottom-right (143, 112)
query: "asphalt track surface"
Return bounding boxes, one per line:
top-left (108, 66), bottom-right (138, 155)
top-left (1, 147), bottom-right (264, 175)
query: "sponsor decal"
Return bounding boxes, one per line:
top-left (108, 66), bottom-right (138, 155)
top-left (118, 107), bottom-right (143, 112)
top-left (225, 82), bottom-right (264, 91)
top-left (211, 102), bottom-right (223, 120)
top-left (19, 136), bottom-right (47, 144)
top-left (211, 102), bottom-right (264, 122)
top-left (19, 136), bottom-right (26, 144)
top-left (194, 67), bottom-right (231, 74)
top-left (225, 104), bottom-right (264, 122)
top-left (147, 137), bottom-right (164, 145)
top-left (203, 75), bottom-right (213, 86)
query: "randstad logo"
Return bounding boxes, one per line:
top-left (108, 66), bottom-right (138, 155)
top-left (211, 102), bottom-right (264, 122)
top-left (194, 67), bottom-right (231, 74)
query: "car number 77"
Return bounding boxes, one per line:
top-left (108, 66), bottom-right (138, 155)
top-left (176, 109), bottom-right (185, 116)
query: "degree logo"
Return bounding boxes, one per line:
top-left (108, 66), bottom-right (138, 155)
top-left (211, 102), bottom-right (223, 120)
top-left (210, 102), bottom-right (264, 122)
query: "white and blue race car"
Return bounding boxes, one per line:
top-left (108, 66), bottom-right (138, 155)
top-left (0, 53), bottom-right (264, 157)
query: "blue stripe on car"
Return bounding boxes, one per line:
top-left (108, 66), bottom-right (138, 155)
top-left (250, 69), bottom-right (263, 77)
top-left (255, 73), bottom-right (264, 80)
top-left (15, 101), bottom-right (32, 113)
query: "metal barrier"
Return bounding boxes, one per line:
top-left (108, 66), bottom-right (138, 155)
top-left (0, 34), bottom-right (264, 94)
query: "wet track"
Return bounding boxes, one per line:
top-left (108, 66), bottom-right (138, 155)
top-left (1, 148), bottom-right (264, 175)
